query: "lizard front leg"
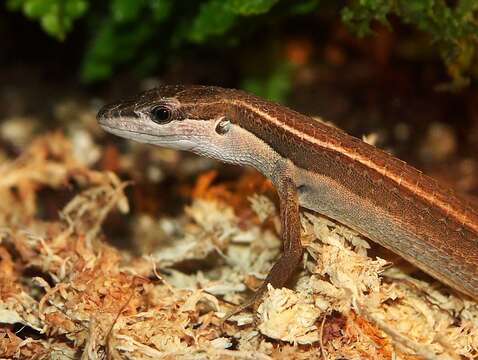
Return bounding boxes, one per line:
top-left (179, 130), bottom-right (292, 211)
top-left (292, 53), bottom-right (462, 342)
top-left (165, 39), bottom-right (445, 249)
top-left (222, 176), bottom-right (304, 322)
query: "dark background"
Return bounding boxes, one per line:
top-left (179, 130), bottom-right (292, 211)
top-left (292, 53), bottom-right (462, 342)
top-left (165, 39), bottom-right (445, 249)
top-left (1, 1), bottom-right (477, 200)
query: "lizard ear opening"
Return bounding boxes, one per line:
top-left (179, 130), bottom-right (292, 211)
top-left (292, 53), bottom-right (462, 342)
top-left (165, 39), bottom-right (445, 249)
top-left (215, 117), bottom-right (231, 135)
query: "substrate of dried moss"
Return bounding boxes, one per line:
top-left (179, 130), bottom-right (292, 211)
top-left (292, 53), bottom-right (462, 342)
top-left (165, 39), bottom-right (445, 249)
top-left (0, 132), bottom-right (477, 360)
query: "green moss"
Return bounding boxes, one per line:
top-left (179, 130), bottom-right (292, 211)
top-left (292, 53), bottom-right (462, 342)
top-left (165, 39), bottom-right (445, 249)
top-left (7, 0), bottom-right (88, 40)
top-left (342, 0), bottom-right (478, 89)
top-left (5, 0), bottom-right (478, 87)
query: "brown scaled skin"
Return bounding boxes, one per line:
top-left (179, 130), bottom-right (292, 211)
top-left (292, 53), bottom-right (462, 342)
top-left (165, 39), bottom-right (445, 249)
top-left (98, 85), bottom-right (478, 318)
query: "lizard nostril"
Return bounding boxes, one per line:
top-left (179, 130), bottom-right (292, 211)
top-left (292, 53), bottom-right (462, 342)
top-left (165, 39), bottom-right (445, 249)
top-left (97, 105), bottom-right (110, 123)
top-left (97, 102), bottom-right (140, 123)
top-left (297, 184), bottom-right (308, 194)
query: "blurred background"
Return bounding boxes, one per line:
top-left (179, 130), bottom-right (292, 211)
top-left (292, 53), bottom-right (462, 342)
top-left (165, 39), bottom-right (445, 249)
top-left (3, 3), bottom-right (478, 357)
top-left (1, 0), bottom-right (478, 216)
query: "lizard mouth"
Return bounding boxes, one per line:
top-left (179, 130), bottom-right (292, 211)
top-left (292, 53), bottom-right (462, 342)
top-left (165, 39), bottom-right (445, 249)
top-left (99, 124), bottom-right (171, 140)
top-left (98, 124), bottom-right (147, 137)
top-left (99, 124), bottom-right (196, 150)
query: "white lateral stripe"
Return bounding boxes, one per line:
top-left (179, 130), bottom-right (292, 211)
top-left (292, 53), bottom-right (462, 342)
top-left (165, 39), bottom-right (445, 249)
top-left (231, 100), bottom-right (477, 231)
top-left (182, 98), bottom-right (477, 231)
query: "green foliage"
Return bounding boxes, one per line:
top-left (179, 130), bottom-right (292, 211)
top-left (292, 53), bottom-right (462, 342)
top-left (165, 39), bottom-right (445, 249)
top-left (4, 0), bottom-right (318, 84)
top-left (80, 0), bottom-right (302, 82)
top-left (241, 61), bottom-right (294, 103)
top-left (80, 0), bottom-right (172, 82)
top-left (187, 0), bottom-right (238, 43)
top-left (225, 0), bottom-right (280, 15)
top-left (5, 0), bottom-right (478, 88)
top-left (342, 0), bottom-right (478, 89)
top-left (81, 20), bottom-right (155, 82)
top-left (287, 0), bottom-right (320, 15)
top-left (184, 0), bottom-right (284, 43)
top-left (7, 0), bottom-right (88, 40)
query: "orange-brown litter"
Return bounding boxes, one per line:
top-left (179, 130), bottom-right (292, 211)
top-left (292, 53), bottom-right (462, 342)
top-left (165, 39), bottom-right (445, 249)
top-left (0, 109), bottom-right (476, 359)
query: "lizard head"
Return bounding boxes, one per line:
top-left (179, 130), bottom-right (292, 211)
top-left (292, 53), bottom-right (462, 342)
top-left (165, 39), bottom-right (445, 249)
top-left (96, 84), bottom-right (282, 172)
top-left (97, 85), bottom-right (235, 155)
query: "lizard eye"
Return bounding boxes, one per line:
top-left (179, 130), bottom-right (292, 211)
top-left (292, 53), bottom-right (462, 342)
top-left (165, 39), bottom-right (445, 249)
top-left (151, 106), bottom-right (172, 124)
